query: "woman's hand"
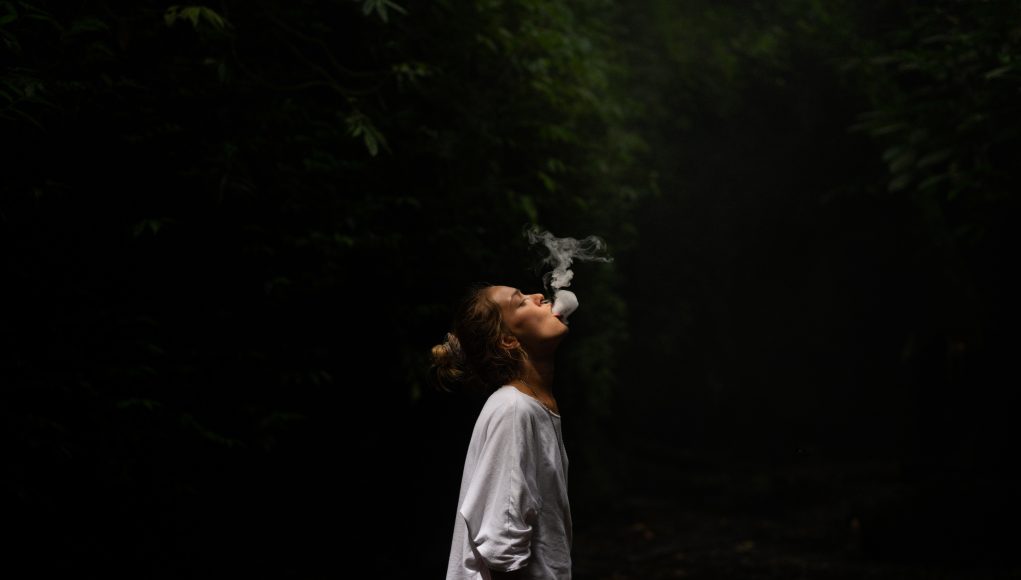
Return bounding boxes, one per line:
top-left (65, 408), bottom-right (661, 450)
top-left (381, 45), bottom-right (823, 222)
top-left (489, 566), bottom-right (527, 579)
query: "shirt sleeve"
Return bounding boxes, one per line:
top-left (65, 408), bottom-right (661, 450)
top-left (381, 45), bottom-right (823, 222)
top-left (458, 398), bottom-right (541, 572)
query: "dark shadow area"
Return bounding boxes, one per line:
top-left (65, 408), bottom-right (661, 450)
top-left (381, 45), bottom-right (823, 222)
top-left (3, 0), bottom-right (1018, 578)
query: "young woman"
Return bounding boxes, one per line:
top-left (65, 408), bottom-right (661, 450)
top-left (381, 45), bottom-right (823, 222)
top-left (432, 283), bottom-right (573, 580)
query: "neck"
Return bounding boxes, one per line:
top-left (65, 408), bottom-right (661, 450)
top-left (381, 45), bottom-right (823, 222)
top-left (513, 356), bottom-right (556, 399)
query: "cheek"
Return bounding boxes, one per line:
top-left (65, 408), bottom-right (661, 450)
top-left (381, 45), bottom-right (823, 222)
top-left (519, 311), bottom-right (543, 329)
top-left (533, 312), bottom-right (553, 330)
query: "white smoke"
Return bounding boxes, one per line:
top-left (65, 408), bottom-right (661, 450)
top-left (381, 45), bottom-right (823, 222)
top-left (523, 224), bottom-right (614, 325)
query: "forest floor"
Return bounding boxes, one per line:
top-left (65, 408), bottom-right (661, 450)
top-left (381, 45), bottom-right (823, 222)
top-left (570, 436), bottom-right (1018, 579)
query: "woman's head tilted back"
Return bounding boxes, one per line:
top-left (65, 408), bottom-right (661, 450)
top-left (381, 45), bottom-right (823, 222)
top-left (430, 283), bottom-right (569, 397)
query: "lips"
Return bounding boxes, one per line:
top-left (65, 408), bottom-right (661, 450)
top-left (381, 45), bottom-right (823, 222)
top-left (547, 302), bottom-right (565, 324)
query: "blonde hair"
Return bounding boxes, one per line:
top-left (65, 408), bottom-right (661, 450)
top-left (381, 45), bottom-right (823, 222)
top-left (429, 283), bottom-right (530, 398)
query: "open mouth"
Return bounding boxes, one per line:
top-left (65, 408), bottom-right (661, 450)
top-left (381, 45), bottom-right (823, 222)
top-left (546, 300), bottom-right (566, 325)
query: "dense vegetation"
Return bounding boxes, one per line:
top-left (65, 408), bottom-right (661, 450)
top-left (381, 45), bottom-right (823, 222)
top-left (3, 0), bottom-right (1017, 576)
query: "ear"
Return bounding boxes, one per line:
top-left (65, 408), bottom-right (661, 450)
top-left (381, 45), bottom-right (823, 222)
top-left (500, 333), bottom-right (519, 351)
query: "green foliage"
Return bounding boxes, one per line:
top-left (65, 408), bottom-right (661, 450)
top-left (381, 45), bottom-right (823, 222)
top-left (344, 107), bottom-right (390, 156)
top-left (164, 5), bottom-right (231, 32)
top-left (841, 1), bottom-right (1021, 248)
top-left (10, 0), bottom-right (1015, 572)
top-left (360, 0), bottom-right (407, 23)
top-left (180, 413), bottom-right (247, 449)
top-left (2, 0), bottom-right (652, 540)
top-left (0, 2), bottom-right (59, 127)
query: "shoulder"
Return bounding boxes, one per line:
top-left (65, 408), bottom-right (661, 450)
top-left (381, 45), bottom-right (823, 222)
top-left (478, 385), bottom-right (517, 414)
top-left (477, 387), bottom-right (545, 434)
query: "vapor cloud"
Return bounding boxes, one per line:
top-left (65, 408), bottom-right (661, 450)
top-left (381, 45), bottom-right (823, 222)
top-left (523, 224), bottom-right (613, 325)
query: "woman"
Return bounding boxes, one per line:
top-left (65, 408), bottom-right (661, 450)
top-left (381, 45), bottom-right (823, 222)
top-left (431, 283), bottom-right (573, 580)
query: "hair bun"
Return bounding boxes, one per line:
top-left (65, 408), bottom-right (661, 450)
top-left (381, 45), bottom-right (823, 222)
top-left (430, 331), bottom-right (467, 393)
top-left (444, 332), bottom-right (463, 361)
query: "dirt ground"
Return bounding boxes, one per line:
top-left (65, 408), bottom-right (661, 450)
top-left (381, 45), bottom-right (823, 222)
top-left (571, 451), bottom-right (1019, 579)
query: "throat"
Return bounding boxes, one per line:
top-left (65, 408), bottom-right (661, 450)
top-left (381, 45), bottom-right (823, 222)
top-left (509, 381), bottom-right (559, 415)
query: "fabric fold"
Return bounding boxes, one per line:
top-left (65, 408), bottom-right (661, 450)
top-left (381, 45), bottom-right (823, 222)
top-left (447, 385), bottom-right (571, 579)
top-left (457, 396), bottom-right (541, 572)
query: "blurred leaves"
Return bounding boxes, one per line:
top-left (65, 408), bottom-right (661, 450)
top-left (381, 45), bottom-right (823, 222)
top-left (4, 0), bottom-right (1018, 574)
top-left (843, 1), bottom-right (1021, 246)
top-left (180, 413), bottom-right (247, 449)
top-left (164, 5), bottom-right (231, 32)
top-left (360, 0), bottom-right (407, 23)
top-left (344, 108), bottom-right (390, 156)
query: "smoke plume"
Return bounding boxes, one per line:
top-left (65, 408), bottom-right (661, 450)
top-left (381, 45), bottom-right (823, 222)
top-left (523, 224), bottom-right (614, 325)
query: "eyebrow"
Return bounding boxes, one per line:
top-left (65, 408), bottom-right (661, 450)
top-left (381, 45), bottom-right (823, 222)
top-left (509, 289), bottom-right (522, 306)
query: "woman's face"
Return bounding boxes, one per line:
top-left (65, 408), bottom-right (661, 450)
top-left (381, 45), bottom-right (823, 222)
top-left (489, 285), bottom-right (569, 355)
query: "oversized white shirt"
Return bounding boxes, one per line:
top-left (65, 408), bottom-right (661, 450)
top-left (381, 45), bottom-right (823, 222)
top-left (446, 385), bottom-right (572, 579)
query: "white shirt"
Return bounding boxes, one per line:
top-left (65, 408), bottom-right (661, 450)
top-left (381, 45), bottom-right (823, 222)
top-left (446, 385), bottom-right (573, 579)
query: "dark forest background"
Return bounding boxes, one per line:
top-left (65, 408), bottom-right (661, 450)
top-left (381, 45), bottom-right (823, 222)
top-left (3, 0), bottom-right (1019, 577)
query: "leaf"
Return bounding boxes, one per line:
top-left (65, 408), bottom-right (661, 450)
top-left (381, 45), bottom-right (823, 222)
top-left (916, 148), bottom-right (953, 168)
top-left (475, 33), bottom-right (497, 52)
top-left (164, 5), bottom-right (230, 31)
top-left (362, 0), bottom-right (407, 23)
top-left (920, 33), bottom-right (954, 45)
top-left (881, 146), bottom-right (905, 163)
top-left (918, 173), bottom-right (948, 191)
top-left (258, 411), bottom-right (308, 430)
top-left (0, 29), bottom-right (20, 53)
top-left (385, 0), bottom-right (408, 15)
top-left (67, 17), bottom-right (109, 34)
top-left (537, 171), bottom-right (557, 192)
top-left (887, 173), bottom-right (912, 192)
top-left (163, 5), bottom-right (178, 26)
top-left (180, 413), bottom-right (247, 449)
top-left (116, 398), bottom-right (164, 412)
top-left (520, 194), bottom-right (538, 223)
top-left (888, 150), bottom-right (916, 174)
top-left (393, 195), bottom-right (422, 209)
top-left (983, 65), bottom-right (1013, 80)
top-left (131, 218), bottom-right (174, 237)
top-left (546, 157), bottom-right (566, 173)
top-left (0, 2), bottom-right (16, 26)
top-left (870, 122), bottom-right (908, 136)
top-left (364, 131), bottom-right (378, 155)
top-left (345, 109), bottom-right (389, 156)
top-left (5, 107), bottom-right (43, 130)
